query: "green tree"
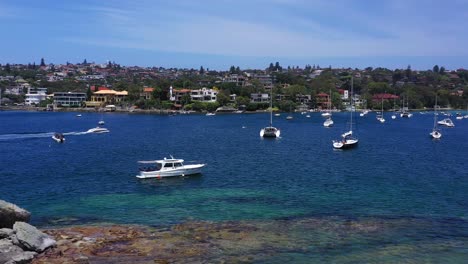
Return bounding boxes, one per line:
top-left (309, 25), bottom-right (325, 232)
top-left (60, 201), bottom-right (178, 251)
top-left (439, 66), bottom-right (445, 74)
top-left (216, 91), bottom-right (230, 106)
top-left (199, 66), bottom-right (205, 75)
top-left (181, 93), bottom-right (191, 106)
top-left (433, 65), bottom-right (439, 73)
top-left (40, 58), bottom-right (45, 67)
top-left (5, 63), bottom-right (10, 73)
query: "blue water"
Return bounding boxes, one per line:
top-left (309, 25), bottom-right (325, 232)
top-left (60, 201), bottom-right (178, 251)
top-left (1, 110), bottom-right (466, 226)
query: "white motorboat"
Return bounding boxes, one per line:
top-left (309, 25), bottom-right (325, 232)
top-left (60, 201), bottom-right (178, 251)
top-left (391, 114), bottom-right (396, 119)
top-left (274, 113), bottom-right (281, 117)
top-left (455, 113), bottom-right (463, 120)
top-left (360, 110), bottom-right (369, 117)
top-left (260, 89), bottom-right (280, 138)
top-left (321, 112), bottom-right (331, 118)
top-left (333, 77), bottom-right (358, 149)
top-left (98, 120), bottom-right (105, 125)
top-left (136, 157), bottom-right (206, 179)
top-left (87, 127), bottom-right (110, 133)
top-left (323, 117), bottom-right (334, 127)
top-left (52, 133), bottom-right (65, 143)
top-left (206, 112), bottom-right (215, 116)
top-left (437, 118), bottom-right (455, 127)
top-left (400, 112), bottom-right (413, 118)
top-left (286, 115), bottom-right (293, 120)
top-left (76, 114), bottom-right (82, 117)
top-left (306, 114), bottom-right (311, 118)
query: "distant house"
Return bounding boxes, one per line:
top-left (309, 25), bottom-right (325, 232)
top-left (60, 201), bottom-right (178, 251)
top-left (85, 90), bottom-right (128, 107)
top-left (223, 74), bottom-right (246, 86)
top-left (315, 92), bottom-right (329, 109)
top-left (190, 87), bottom-right (218, 102)
top-left (54, 92), bottom-right (87, 107)
top-left (372, 93), bottom-right (399, 103)
top-left (140, 87), bottom-right (154, 100)
top-left (170, 88), bottom-right (191, 105)
top-left (295, 94), bottom-right (312, 105)
top-left (250, 93), bottom-right (270, 103)
top-left (25, 87), bottom-right (47, 105)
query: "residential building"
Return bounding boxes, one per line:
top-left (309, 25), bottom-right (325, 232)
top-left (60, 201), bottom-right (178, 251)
top-left (54, 92), bottom-right (87, 107)
top-left (190, 87), bottom-right (218, 102)
top-left (250, 93), bottom-right (270, 103)
top-left (140, 87), bottom-right (154, 100)
top-left (223, 74), bottom-right (246, 86)
top-left (296, 94), bottom-right (312, 105)
top-left (25, 87), bottom-right (47, 105)
top-left (85, 90), bottom-right (128, 107)
top-left (315, 92), bottom-right (329, 109)
top-left (170, 88), bottom-right (191, 105)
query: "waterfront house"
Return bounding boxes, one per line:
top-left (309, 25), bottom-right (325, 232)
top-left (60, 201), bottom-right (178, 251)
top-left (315, 92), bottom-right (329, 109)
top-left (140, 87), bottom-right (154, 100)
top-left (170, 88), bottom-right (191, 105)
top-left (25, 87), bottom-right (47, 105)
top-left (54, 92), bottom-right (87, 107)
top-left (85, 90), bottom-right (128, 107)
top-left (190, 87), bottom-right (218, 102)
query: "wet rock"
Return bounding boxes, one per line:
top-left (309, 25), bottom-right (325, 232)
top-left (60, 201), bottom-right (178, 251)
top-left (13, 222), bottom-right (56, 253)
top-left (0, 200), bottom-right (31, 228)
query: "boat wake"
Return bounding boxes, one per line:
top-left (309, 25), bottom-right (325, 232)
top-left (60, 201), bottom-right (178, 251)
top-left (0, 131), bottom-right (91, 141)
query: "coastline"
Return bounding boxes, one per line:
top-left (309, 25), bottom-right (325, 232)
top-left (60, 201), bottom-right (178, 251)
top-left (32, 215), bottom-right (468, 263)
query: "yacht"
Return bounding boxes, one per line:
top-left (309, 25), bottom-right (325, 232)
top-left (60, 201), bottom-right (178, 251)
top-left (87, 127), bottom-right (110, 133)
top-left (333, 77), bottom-right (358, 149)
top-left (52, 133), bottom-right (65, 143)
top-left (437, 118), bottom-right (455, 127)
top-left (455, 113), bottom-right (463, 120)
top-left (136, 156), bottom-right (206, 179)
top-left (260, 89), bottom-right (280, 138)
top-left (430, 96), bottom-right (442, 139)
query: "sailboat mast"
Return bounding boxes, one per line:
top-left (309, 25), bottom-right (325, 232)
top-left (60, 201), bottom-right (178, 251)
top-left (350, 77), bottom-right (353, 132)
top-left (434, 95), bottom-right (438, 128)
top-left (270, 88), bottom-right (273, 127)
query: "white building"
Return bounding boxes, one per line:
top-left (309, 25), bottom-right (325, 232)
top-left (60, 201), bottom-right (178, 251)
top-left (54, 92), bottom-right (87, 107)
top-left (25, 87), bottom-right (47, 105)
top-left (190, 87), bottom-right (218, 102)
top-left (250, 93), bottom-right (270, 103)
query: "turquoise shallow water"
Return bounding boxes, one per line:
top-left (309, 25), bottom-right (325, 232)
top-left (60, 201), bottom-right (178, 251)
top-left (1, 110), bottom-right (468, 261)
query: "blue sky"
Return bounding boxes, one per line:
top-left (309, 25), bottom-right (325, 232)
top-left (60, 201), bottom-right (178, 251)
top-left (1, 0), bottom-right (468, 70)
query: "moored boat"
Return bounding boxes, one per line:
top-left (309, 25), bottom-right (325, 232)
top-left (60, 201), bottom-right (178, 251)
top-left (136, 157), bottom-right (206, 179)
top-left (437, 118), bottom-right (455, 127)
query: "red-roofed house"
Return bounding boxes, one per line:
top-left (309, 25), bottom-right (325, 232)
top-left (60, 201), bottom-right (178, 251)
top-left (140, 87), bottom-right (155, 100)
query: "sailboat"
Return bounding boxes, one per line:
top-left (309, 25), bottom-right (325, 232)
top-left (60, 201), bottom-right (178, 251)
top-left (391, 98), bottom-right (397, 119)
top-left (400, 96), bottom-right (412, 118)
top-left (286, 105), bottom-right (293, 120)
top-left (260, 89), bottom-right (280, 138)
top-left (430, 96), bottom-right (442, 139)
top-left (376, 95), bottom-right (385, 123)
top-left (333, 77), bottom-right (358, 149)
top-left (323, 89), bottom-right (334, 127)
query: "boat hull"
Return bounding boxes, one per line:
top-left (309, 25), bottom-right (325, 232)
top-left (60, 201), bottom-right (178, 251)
top-left (430, 131), bottom-right (442, 139)
top-left (260, 127), bottom-right (280, 138)
top-left (136, 164), bottom-right (206, 179)
top-left (333, 139), bottom-right (358, 149)
top-left (52, 136), bottom-right (65, 143)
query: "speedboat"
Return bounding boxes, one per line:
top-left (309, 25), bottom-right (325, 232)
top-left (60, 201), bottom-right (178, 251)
top-left (437, 118), bottom-right (455, 127)
top-left (87, 127), bottom-right (110, 133)
top-left (306, 114), bottom-right (311, 118)
top-left (206, 112), bottom-right (215, 116)
top-left (260, 126), bottom-right (280, 138)
top-left (274, 113), bottom-right (281, 117)
top-left (455, 113), bottom-right (463, 120)
top-left (323, 118), bottom-right (334, 127)
top-left (98, 120), bottom-right (105, 125)
top-left (286, 115), bottom-right (293, 120)
top-left (76, 114), bottom-right (82, 117)
top-left (52, 133), bottom-right (65, 143)
top-left (321, 112), bottom-right (332, 118)
top-left (136, 156), bottom-right (206, 179)
top-left (391, 114), bottom-right (396, 119)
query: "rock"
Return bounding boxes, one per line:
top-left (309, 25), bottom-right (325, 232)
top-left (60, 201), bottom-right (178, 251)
top-left (0, 200), bottom-right (31, 228)
top-left (13, 222), bottom-right (56, 253)
top-left (0, 238), bottom-right (37, 264)
top-left (0, 228), bottom-right (15, 239)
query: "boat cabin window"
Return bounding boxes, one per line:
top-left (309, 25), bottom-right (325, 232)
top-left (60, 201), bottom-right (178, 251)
top-left (163, 163), bottom-right (174, 168)
top-left (174, 162), bottom-right (183, 167)
top-left (138, 163), bottom-right (161, 172)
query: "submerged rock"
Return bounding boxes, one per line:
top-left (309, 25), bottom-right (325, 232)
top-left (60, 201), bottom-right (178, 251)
top-left (13, 222), bottom-right (56, 253)
top-left (0, 200), bottom-right (31, 228)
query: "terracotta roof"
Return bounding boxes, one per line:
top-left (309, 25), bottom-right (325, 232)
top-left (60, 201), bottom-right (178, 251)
top-left (143, 87), bottom-right (154, 92)
top-left (174, 89), bottom-right (191, 93)
top-left (94, 89), bottom-right (128, 96)
top-left (316, 92), bottom-right (328, 97)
